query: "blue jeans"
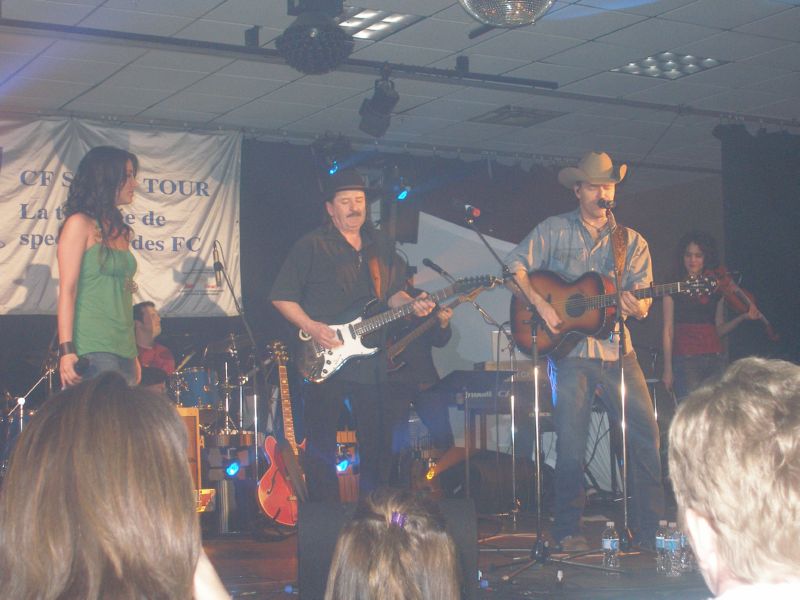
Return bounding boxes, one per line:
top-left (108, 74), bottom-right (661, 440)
top-left (82, 352), bottom-right (138, 385)
top-left (673, 353), bottom-right (724, 402)
top-left (549, 352), bottom-right (664, 542)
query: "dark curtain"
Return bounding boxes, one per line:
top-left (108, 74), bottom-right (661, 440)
top-left (714, 124), bottom-right (800, 362)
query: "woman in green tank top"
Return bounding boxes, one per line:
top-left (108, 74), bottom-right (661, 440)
top-left (57, 146), bottom-right (141, 387)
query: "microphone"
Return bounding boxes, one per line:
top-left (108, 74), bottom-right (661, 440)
top-left (212, 243), bottom-right (223, 288)
top-left (74, 357), bottom-right (90, 376)
top-left (598, 199), bottom-right (616, 209)
top-left (421, 258), bottom-right (455, 282)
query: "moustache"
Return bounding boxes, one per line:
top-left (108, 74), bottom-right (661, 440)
top-left (347, 212), bottom-right (363, 217)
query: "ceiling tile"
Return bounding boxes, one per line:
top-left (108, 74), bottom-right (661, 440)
top-left (0, 32), bottom-right (55, 54)
top-left (0, 51), bottom-right (35, 81)
top-left (740, 43), bottom-right (800, 71)
top-left (735, 6), bottom-right (800, 42)
top-left (675, 31), bottom-right (789, 62)
top-left (216, 60), bottom-right (301, 82)
top-left (1, 77), bottom-right (86, 103)
top-left (405, 98), bottom-right (495, 120)
top-left (102, 65), bottom-right (208, 91)
top-left (597, 16), bottom-right (721, 52)
top-left (506, 61), bottom-right (598, 86)
top-left (467, 30), bottom-right (584, 63)
top-left (133, 50), bottom-right (233, 72)
top-left (16, 56), bottom-right (122, 84)
top-left (534, 3), bottom-right (648, 39)
top-left (0, 0), bottom-right (95, 25)
top-left (663, 0), bottom-right (788, 29)
top-left (184, 74), bottom-right (286, 98)
top-left (65, 85), bottom-right (172, 109)
top-left (561, 71), bottom-right (665, 96)
top-left (681, 62), bottom-right (791, 90)
top-left (136, 106), bottom-right (219, 123)
top-left (690, 89), bottom-right (785, 113)
top-left (103, 0), bottom-right (224, 19)
top-left (750, 98), bottom-right (800, 119)
top-left (79, 7), bottom-right (192, 36)
top-left (546, 41), bottom-right (651, 70)
top-left (624, 80), bottom-right (727, 104)
top-left (44, 40), bottom-right (147, 63)
top-left (578, 0), bottom-right (698, 17)
top-left (262, 82), bottom-right (363, 107)
top-left (155, 92), bottom-right (249, 113)
top-left (353, 41), bottom-right (451, 65)
top-left (429, 54), bottom-right (531, 76)
top-left (387, 17), bottom-right (502, 52)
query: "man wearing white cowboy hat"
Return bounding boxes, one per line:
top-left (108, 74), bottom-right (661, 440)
top-left (504, 151), bottom-right (664, 552)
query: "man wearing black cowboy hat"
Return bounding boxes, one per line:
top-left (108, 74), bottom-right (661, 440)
top-left (504, 151), bottom-right (664, 552)
top-left (270, 169), bottom-right (435, 502)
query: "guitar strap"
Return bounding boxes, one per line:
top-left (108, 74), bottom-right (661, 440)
top-left (368, 255), bottom-right (384, 301)
top-left (610, 223), bottom-right (630, 354)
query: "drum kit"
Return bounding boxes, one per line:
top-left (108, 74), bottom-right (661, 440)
top-left (168, 332), bottom-right (266, 438)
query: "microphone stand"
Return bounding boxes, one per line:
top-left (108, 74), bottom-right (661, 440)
top-left (465, 214), bottom-right (622, 580)
top-left (214, 241), bottom-right (263, 477)
top-left (426, 260), bottom-right (518, 522)
top-left (460, 215), bottom-right (546, 547)
top-left (604, 208), bottom-right (634, 551)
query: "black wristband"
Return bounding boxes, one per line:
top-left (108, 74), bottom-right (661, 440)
top-left (59, 342), bottom-right (77, 356)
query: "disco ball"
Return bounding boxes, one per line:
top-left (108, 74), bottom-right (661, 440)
top-left (458, 0), bottom-right (555, 27)
top-left (276, 11), bottom-right (354, 75)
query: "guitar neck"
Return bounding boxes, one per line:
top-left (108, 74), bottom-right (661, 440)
top-left (596, 281), bottom-right (688, 308)
top-left (278, 364), bottom-right (299, 454)
top-left (388, 290), bottom-right (480, 360)
top-left (355, 283), bottom-right (458, 336)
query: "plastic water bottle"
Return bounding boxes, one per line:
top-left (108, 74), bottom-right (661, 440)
top-left (665, 522), bottom-right (682, 577)
top-left (602, 521), bottom-right (620, 571)
top-left (655, 520), bottom-right (668, 573)
top-left (679, 532), bottom-right (695, 573)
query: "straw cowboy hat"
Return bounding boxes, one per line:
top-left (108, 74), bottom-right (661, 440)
top-left (557, 151), bottom-right (627, 189)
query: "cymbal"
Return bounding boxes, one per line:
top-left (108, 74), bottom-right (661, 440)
top-left (205, 333), bottom-right (253, 354)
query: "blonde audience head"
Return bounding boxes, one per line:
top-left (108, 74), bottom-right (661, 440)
top-left (669, 357), bottom-right (800, 596)
top-left (0, 371), bottom-right (201, 600)
top-left (324, 488), bottom-right (461, 600)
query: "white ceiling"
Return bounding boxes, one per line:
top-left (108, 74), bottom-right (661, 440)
top-left (1, 0), bottom-right (798, 192)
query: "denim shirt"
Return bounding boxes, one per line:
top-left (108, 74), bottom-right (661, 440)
top-left (503, 208), bottom-right (652, 360)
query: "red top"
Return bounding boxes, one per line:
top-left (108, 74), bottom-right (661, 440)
top-left (137, 343), bottom-right (176, 375)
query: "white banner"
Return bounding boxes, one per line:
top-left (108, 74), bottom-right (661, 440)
top-left (0, 117), bottom-right (242, 316)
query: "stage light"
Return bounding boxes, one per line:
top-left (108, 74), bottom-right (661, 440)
top-left (225, 460), bottom-right (240, 477)
top-left (396, 186), bottom-right (410, 201)
top-left (328, 160), bottom-right (340, 175)
top-left (276, 1), bottom-right (354, 75)
top-left (335, 456), bottom-right (350, 473)
top-left (358, 73), bottom-right (399, 138)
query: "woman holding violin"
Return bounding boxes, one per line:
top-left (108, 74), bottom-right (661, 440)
top-left (662, 231), bottom-right (761, 401)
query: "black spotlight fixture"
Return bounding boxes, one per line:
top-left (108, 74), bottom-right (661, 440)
top-left (276, 0), bottom-right (354, 75)
top-left (359, 69), bottom-right (399, 138)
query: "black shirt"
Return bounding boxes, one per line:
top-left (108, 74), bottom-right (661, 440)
top-left (269, 222), bottom-right (407, 383)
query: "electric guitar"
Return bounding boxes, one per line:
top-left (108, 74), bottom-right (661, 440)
top-left (257, 342), bottom-right (307, 527)
top-left (297, 275), bottom-right (497, 383)
top-left (387, 283), bottom-right (494, 372)
top-left (511, 270), bottom-right (717, 358)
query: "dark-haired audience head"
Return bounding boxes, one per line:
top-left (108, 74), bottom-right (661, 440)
top-left (669, 357), bottom-right (800, 596)
top-left (0, 372), bottom-right (200, 600)
top-left (324, 488), bottom-right (461, 600)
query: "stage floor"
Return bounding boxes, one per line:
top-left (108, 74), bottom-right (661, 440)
top-left (203, 508), bottom-right (710, 600)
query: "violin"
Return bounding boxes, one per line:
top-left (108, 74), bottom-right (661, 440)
top-left (708, 266), bottom-right (779, 342)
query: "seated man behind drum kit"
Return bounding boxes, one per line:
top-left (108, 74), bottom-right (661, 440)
top-left (134, 301), bottom-right (175, 378)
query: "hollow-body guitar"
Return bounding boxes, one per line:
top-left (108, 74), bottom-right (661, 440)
top-left (511, 270), bottom-right (716, 358)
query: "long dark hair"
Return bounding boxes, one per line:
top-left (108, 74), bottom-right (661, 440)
top-left (62, 146), bottom-right (138, 243)
top-left (675, 230), bottom-right (720, 278)
top-left (0, 372), bottom-right (200, 599)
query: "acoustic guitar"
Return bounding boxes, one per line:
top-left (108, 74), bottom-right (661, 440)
top-left (511, 270), bottom-right (716, 358)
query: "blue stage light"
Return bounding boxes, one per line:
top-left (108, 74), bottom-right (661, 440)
top-left (335, 458), bottom-right (350, 473)
top-left (225, 461), bottom-right (240, 477)
top-left (396, 187), bottom-right (409, 201)
top-left (328, 160), bottom-right (340, 175)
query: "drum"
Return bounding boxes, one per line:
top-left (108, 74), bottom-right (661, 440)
top-left (170, 367), bottom-right (217, 409)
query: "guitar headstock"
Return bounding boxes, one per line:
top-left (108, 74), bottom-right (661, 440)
top-left (681, 274), bottom-right (718, 297)
top-left (267, 341), bottom-right (290, 364)
top-left (454, 275), bottom-right (502, 293)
